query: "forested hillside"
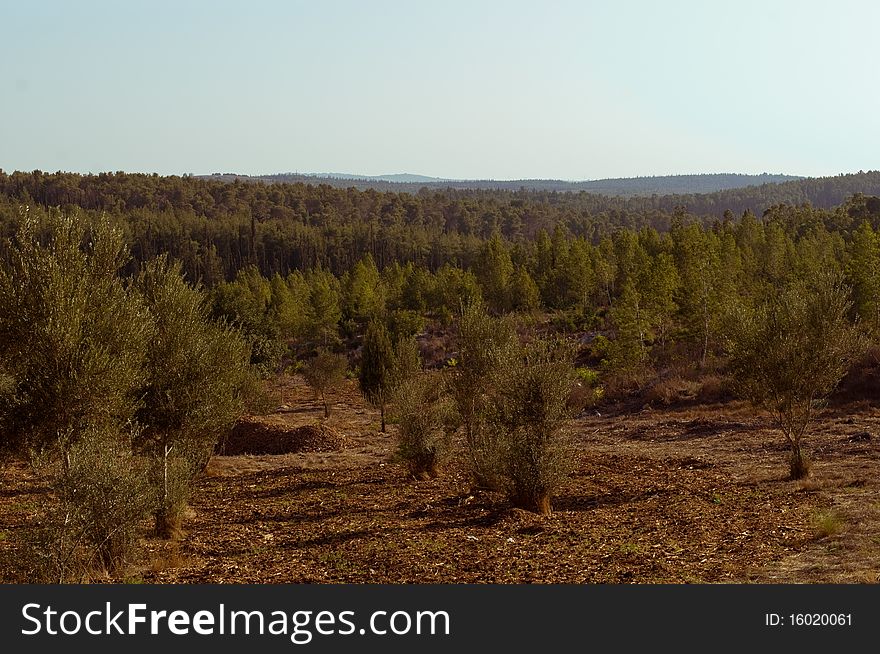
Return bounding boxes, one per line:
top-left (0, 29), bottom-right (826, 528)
top-left (221, 172), bottom-right (802, 196)
top-left (1, 170), bottom-right (879, 285)
top-left (3, 169), bottom-right (880, 385)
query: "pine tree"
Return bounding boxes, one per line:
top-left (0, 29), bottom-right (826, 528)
top-left (606, 279), bottom-right (649, 372)
top-left (359, 320), bottom-right (395, 432)
top-left (269, 272), bottom-right (301, 338)
top-left (475, 232), bottom-right (513, 313)
top-left (639, 252), bottom-right (679, 349)
top-left (673, 223), bottom-right (722, 365)
top-left (307, 269), bottom-right (342, 345)
top-left (510, 265), bottom-right (541, 312)
top-left (342, 254), bottom-right (385, 326)
top-left (847, 221), bottom-right (880, 332)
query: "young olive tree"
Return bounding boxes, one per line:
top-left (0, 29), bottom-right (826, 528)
top-left (447, 298), bottom-right (517, 490)
top-left (488, 337), bottom-right (578, 514)
top-left (0, 210), bottom-right (153, 575)
top-left (726, 274), bottom-right (865, 479)
top-left (393, 372), bottom-right (453, 480)
top-left (30, 430), bottom-right (153, 581)
top-left (135, 255), bottom-right (255, 538)
top-left (0, 210), bottom-right (151, 462)
top-left (302, 348), bottom-right (348, 417)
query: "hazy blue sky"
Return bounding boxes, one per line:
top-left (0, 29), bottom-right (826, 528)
top-left (1, 0), bottom-right (878, 179)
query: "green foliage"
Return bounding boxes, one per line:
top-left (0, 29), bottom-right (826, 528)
top-left (488, 336), bottom-right (578, 514)
top-left (301, 348), bottom-right (348, 417)
top-left (306, 269), bottom-right (342, 345)
top-left (605, 279), bottom-right (650, 373)
top-left (576, 367), bottom-right (600, 386)
top-left (269, 272), bottom-right (305, 338)
top-left (510, 265), bottom-right (540, 312)
top-left (358, 320), bottom-right (396, 431)
top-left (391, 336), bottom-right (421, 389)
top-left (341, 254), bottom-right (385, 327)
top-left (210, 266), bottom-right (285, 373)
top-left (135, 255), bottom-right (255, 537)
top-left (847, 221), bottom-right (880, 332)
top-left (27, 431), bottom-right (153, 581)
top-left (387, 308), bottom-right (426, 342)
top-left (0, 210), bottom-right (151, 456)
top-left (639, 252), bottom-right (680, 348)
top-left (475, 232), bottom-right (513, 313)
top-left (393, 373), bottom-right (452, 479)
top-left (432, 264), bottom-right (482, 323)
top-left (726, 273), bottom-right (866, 479)
top-left (448, 298), bottom-right (518, 489)
top-left (672, 222), bottom-right (723, 365)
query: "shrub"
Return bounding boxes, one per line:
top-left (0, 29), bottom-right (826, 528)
top-left (643, 375), bottom-right (701, 406)
top-left (26, 432), bottom-right (152, 581)
top-left (393, 373), bottom-right (452, 479)
top-left (301, 348), bottom-right (348, 417)
top-left (726, 273), bottom-right (866, 479)
top-left (447, 299), bottom-right (518, 490)
top-left (135, 255), bottom-right (256, 539)
top-left (388, 309), bottom-right (426, 342)
top-left (571, 367), bottom-right (604, 409)
top-left (488, 337), bottom-right (578, 514)
top-left (695, 373), bottom-right (730, 404)
top-left (812, 509), bottom-right (844, 538)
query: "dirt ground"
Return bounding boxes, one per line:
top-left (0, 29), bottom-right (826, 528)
top-left (1, 375), bottom-right (878, 583)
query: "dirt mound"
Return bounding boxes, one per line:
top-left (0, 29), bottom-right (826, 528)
top-left (219, 417), bottom-right (344, 455)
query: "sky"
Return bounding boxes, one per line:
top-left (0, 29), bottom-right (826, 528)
top-left (1, 0), bottom-right (878, 180)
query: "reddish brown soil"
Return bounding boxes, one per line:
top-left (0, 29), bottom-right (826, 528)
top-left (220, 417), bottom-right (344, 455)
top-left (1, 376), bottom-right (878, 583)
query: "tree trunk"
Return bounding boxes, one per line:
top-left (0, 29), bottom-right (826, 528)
top-left (380, 404), bottom-right (386, 433)
top-left (322, 392), bottom-right (329, 418)
top-left (788, 441), bottom-right (810, 479)
top-left (427, 459), bottom-right (440, 479)
top-left (155, 442), bottom-right (179, 539)
top-left (514, 491), bottom-right (552, 515)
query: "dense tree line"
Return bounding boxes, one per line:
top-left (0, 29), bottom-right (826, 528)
top-left (2, 171), bottom-right (880, 286)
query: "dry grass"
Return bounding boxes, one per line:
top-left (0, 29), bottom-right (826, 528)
top-left (643, 376), bottom-right (701, 406)
top-left (811, 510), bottom-right (846, 539)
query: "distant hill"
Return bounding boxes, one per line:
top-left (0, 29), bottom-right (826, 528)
top-left (200, 172), bottom-right (804, 196)
top-left (302, 173), bottom-right (449, 184)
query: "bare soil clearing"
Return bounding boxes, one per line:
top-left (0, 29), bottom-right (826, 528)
top-left (1, 376), bottom-right (878, 583)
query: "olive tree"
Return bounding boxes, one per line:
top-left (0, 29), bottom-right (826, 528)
top-left (488, 337), bottom-right (578, 514)
top-left (393, 371), bottom-right (453, 480)
top-left (447, 298), bottom-right (517, 490)
top-left (302, 348), bottom-right (348, 417)
top-left (0, 210), bottom-right (151, 462)
top-left (0, 210), bottom-right (153, 574)
top-left (135, 255), bottom-right (255, 538)
top-left (29, 430), bottom-right (153, 581)
top-left (726, 274), bottom-right (865, 479)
